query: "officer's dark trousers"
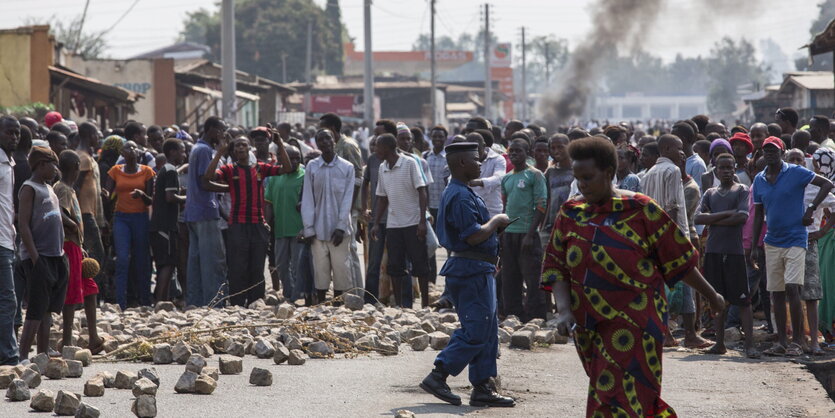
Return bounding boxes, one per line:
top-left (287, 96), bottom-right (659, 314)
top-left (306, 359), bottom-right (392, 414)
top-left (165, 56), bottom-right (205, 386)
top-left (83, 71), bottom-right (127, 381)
top-left (501, 232), bottom-right (548, 321)
top-left (435, 273), bottom-right (498, 385)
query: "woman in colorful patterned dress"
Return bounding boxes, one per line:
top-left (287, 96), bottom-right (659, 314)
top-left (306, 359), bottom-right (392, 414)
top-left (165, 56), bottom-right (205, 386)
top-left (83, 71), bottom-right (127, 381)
top-left (541, 136), bottom-right (725, 417)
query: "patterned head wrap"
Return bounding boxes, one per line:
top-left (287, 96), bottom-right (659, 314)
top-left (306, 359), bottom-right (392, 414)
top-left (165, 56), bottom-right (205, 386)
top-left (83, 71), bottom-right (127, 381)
top-left (396, 122), bottom-right (411, 137)
top-left (101, 135), bottom-right (126, 153)
top-left (813, 147), bottom-right (835, 181)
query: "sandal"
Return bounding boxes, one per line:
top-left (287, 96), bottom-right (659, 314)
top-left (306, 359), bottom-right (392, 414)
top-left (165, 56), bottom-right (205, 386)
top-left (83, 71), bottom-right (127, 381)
top-left (785, 343), bottom-right (803, 357)
top-left (763, 344), bottom-right (786, 356)
top-left (745, 348), bottom-right (762, 359)
top-left (811, 347), bottom-right (826, 356)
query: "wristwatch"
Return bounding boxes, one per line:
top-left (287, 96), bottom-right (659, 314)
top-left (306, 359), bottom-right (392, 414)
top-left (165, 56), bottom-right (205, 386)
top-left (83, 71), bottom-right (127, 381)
top-left (807, 203), bottom-right (817, 211)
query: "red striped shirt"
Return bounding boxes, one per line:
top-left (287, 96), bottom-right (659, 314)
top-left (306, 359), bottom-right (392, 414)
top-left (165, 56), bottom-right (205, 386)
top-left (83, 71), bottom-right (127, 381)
top-left (216, 162), bottom-right (283, 224)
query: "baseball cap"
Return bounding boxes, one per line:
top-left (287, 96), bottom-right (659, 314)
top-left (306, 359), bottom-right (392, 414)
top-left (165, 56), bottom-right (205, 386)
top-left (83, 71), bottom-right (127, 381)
top-left (44, 111), bottom-right (63, 128)
top-left (763, 136), bottom-right (785, 151)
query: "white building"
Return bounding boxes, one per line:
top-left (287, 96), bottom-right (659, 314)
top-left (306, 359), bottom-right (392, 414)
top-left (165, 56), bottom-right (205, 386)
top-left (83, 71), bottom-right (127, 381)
top-left (592, 94), bottom-right (708, 120)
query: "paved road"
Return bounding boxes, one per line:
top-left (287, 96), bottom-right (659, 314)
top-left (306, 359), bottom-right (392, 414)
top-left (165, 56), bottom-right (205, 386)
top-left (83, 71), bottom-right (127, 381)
top-left (4, 343), bottom-right (833, 417)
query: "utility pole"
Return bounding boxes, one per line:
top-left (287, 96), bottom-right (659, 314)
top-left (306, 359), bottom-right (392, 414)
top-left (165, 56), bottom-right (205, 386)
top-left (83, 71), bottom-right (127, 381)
top-left (363, 0), bottom-right (375, 127)
top-left (304, 20), bottom-right (313, 113)
top-left (430, 0), bottom-right (437, 126)
top-left (221, 0), bottom-right (236, 122)
top-left (544, 41), bottom-right (551, 89)
top-left (483, 3), bottom-right (491, 122)
top-left (281, 53), bottom-right (287, 84)
top-left (520, 27), bottom-right (527, 122)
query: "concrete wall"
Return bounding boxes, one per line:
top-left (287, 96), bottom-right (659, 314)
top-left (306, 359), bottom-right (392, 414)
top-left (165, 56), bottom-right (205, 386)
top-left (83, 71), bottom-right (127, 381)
top-left (0, 32), bottom-right (32, 106)
top-left (67, 57), bottom-right (175, 126)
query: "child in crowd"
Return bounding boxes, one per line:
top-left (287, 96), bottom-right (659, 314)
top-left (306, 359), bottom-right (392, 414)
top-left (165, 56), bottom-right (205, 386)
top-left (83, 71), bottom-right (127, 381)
top-left (150, 139), bottom-right (187, 302)
top-left (786, 149), bottom-right (835, 356)
top-left (17, 147), bottom-right (67, 360)
top-left (695, 153), bottom-right (759, 358)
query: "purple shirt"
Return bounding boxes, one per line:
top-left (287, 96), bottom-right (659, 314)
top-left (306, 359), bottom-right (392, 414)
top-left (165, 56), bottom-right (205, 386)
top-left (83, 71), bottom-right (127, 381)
top-left (183, 139), bottom-right (220, 222)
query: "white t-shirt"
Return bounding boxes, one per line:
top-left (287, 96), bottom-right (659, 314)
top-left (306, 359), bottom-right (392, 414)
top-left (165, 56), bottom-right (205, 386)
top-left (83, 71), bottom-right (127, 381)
top-left (376, 155), bottom-right (426, 228)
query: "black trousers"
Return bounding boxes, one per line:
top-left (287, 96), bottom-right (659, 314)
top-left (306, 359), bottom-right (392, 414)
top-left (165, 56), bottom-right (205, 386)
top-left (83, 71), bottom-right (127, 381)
top-left (501, 232), bottom-right (549, 321)
top-left (227, 223), bottom-right (269, 306)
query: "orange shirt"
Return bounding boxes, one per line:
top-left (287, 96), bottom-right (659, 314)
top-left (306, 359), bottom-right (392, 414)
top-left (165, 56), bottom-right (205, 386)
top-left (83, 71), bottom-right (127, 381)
top-left (108, 164), bottom-right (155, 214)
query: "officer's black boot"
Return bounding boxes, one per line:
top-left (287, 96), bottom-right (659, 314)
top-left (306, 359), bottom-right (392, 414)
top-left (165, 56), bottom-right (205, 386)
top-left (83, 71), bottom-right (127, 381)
top-left (469, 379), bottom-right (515, 407)
top-left (420, 364), bottom-right (462, 406)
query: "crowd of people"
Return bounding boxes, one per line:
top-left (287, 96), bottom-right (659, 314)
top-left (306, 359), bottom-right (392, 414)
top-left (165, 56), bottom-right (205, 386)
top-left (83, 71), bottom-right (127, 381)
top-left (2, 105), bottom-right (835, 413)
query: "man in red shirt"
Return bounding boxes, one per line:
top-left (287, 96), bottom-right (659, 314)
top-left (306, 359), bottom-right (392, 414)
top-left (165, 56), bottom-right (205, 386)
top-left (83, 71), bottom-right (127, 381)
top-left (205, 131), bottom-right (291, 306)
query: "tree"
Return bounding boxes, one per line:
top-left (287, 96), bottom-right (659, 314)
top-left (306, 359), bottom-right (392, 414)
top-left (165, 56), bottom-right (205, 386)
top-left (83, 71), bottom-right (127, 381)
top-left (707, 37), bottom-right (768, 117)
top-left (796, 0), bottom-right (835, 71)
top-left (179, 0), bottom-right (346, 83)
top-left (324, 0), bottom-right (344, 76)
top-left (24, 15), bottom-right (107, 58)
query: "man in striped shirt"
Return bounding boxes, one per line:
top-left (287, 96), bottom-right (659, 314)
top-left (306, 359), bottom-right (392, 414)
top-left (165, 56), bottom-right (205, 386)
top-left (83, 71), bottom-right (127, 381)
top-left (205, 132), bottom-right (291, 307)
top-left (371, 134), bottom-right (430, 309)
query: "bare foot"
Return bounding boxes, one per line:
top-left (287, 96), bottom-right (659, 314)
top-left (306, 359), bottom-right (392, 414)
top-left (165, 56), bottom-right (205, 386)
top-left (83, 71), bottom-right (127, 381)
top-left (683, 336), bottom-right (714, 349)
top-left (703, 343), bottom-right (727, 355)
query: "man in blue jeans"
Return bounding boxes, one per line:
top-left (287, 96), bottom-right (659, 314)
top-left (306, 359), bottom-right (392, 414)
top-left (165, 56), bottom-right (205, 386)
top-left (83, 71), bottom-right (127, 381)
top-left (184, 117), bottom-right (230, 307)
top-left (0, 115), bottom-right (20, 365)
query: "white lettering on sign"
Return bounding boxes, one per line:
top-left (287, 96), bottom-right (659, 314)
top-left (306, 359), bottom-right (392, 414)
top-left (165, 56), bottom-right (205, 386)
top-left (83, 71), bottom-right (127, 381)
top-left (422, 51), bottom-right (471, 61)
top-left (115, 82), bottom-right (152, 95)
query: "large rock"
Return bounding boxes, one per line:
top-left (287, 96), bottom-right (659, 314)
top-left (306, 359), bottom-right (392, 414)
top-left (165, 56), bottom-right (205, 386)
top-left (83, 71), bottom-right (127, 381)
top-left (152, 343), bottom-right (173, 364)
top-left (307, 341), bottom-right (334, 357)
top-left (225, 341), bottom-right (246, 357)
top-left (410, 334), bottom-right (430, 351)
top-left (273, 343), bottom-right (290, 364)
top-left (498, 328), bottom-right (512, 344)
top-left (249, 367), bottom-right (273, 386)
top-left (74, 349), bottom-right (93, 366)
top-left (31, 353), bottom-right (49, 373)
top-left (54, 390), bottom-right (81, 416)
top-left (377, 338), bottom-right (399, 356)
top-left (45, 358), bottom-right (68, 379)
top-left (5, 378), bottom-right (30, 401)
top-left (96, 371), bottom-right (116, 388)
top-left (154, 301), bottom-right (176, 312)
top-left (65, 360), bottom-right (84, 378)
top-left (534, 330), bottom-right (556, 345)
top-left (30, 389), bottom-right (55, 411)
top-left (137, 367), bottom-right (161, 387)
top-left (21, 367), bottom-right (41, 388)
top-left (343, 293), bottom-right (364, 311)
top-left (395, 410), bottom-right (416, 418)
top-left (61, 346), bottom-right (82, 361)
top-left (510, 329), bottom-right (534, 349)
top-left (185, 354), bottom-right (207, 374)
top-left (201, 367), bottom-right (219, 381)
top-left (274, 303), bottom-right (295, 319)
top-left (174, 371), bottom-right (199, 393)
top-left (428, 332), bottom-right (450, 350)
top-left (83, 377), bottom-right (104, 397)
top-left (287, 349), bottom-right (307, 365)
top-left (172, 341), bottom-right (192, 364)
top-left (0, 369), bottom-right (16, 389)
top-left (253, 339), bottom-right (275, 359)
top-left (501, 316), bottom-right (523, 330)
top-left (75, 402), bottom-right (101, 418)
top-left (132, 377), bottom-right (158, 397)
top-left (218, 355), bottom-right (242, 375)
top-left (132, 394), bottom-right (157, 417)
top-left (114, 370), bottom-right (138, 389)
top-left (194, 374), bottom-right (217, 394)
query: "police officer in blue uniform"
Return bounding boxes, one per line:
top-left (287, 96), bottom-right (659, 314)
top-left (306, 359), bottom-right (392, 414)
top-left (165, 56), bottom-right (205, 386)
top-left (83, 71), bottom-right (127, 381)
top-left (419, 142), bottom-right (516, 408)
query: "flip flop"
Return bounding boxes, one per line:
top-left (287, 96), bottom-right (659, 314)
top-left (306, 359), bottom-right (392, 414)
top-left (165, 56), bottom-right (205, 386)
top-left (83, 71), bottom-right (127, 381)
top-left (745, 348), bottom-right (762, 359)
top-left (763, 344), bottom-right (786, 356)
top-left (785, 343), bottom-right (803, 357)
top-left (702, 345), bottom-right (727, 355)
top-left (811, 347), bottom-right (826, 356)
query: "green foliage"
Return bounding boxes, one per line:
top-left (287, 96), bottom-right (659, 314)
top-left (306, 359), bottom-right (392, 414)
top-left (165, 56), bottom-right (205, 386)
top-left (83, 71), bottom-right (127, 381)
top-left (0, 102), bottom-right (54, 120)
top-left (600, 52), bottom-right (710, 96)
top-left (707, 37), bottom-right (768, 117)
top-left (179, 0), bottom-right (345, 82)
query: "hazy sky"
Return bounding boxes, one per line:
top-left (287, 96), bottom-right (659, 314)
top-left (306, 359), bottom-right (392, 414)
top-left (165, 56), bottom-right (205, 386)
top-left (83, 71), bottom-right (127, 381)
top-left (0, 0), bottom-right (824, 66)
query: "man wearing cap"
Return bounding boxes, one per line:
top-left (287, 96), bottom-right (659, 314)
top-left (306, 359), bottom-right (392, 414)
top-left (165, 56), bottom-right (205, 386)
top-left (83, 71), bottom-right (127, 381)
top-left (729, 132), bottom-right (754, 186)
top-left (420, 142), bottom-right (515, 408)
top-left (751, 136), bottom-right (834, 357)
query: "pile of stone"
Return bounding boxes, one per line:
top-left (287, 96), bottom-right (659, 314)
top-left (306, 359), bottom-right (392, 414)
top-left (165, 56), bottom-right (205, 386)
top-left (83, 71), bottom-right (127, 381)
top-left (44, 290), bottom-right (567, 369)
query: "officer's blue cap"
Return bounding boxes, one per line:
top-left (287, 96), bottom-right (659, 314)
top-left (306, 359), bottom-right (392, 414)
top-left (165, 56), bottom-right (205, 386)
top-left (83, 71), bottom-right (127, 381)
top-left (444, 142), bottom-right (479, 155)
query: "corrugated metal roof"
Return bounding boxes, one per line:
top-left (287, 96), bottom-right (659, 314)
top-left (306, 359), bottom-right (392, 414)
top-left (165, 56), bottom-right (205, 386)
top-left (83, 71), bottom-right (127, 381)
top-left (788, 73), bottom-right (835, 90)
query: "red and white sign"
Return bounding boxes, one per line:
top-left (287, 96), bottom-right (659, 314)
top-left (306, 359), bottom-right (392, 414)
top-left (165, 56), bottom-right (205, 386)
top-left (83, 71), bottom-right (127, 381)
top-left (490, 43), bottom-right (512, 68)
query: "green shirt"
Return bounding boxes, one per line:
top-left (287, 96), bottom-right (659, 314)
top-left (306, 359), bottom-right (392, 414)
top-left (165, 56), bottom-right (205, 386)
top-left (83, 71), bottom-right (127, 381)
top-left (265, 166), bottom-right (305, 238)
top-left (501, 166), bottom-right (547, 234)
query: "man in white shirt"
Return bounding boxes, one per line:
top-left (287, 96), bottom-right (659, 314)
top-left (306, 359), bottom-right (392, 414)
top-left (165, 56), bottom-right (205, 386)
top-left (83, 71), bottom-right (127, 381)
top-left (301, 129), bottom-right (356, 304)
top-left (0, 116), bottom-right (20, 365)
top-left (371, 134), bottom-right (430, 309)
top-left (642, 134), bottom-right (711, 349)
top-left (468, 135), bottom-right (507, 218)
